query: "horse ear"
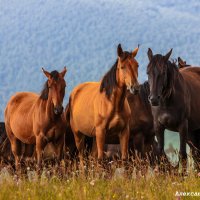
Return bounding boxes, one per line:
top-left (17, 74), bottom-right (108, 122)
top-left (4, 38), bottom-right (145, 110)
top-left (132, 44), bottom-right (139, 57)
top-left (147, 48), bottom-right (153, 61)
top-left (60, 66), bottom-right (67, 78)
top-left (164, 49), bottom-right (173, 62)
top-left (117, 44), bottom-right (123, 57)
top-left (178, 57), bottom-right (186, 68)
top-left (42, 67), bottom-right (51, 79)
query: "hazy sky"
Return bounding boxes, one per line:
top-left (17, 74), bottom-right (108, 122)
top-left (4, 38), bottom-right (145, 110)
top-left (0, 0), bottom-right (200, 121)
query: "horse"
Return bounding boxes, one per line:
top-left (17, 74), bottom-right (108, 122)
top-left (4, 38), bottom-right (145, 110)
top-left (4, 67), bottom-right (67, 170)
top-left (178, 57), bottom-right (191, 69)
top-left (127, 82), bottom-right (158, 164)
top-left (0, 122), bottom-right (14, 165)
top-left (66, 44), bottom-right (139, 163)
top-left (147, 48), bottom-right (200, 171)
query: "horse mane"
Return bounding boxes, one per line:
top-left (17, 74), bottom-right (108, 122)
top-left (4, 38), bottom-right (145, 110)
top-left (100, 60), bottom-right (118, 99)
top-left (100, 52), bottom-right (131, 99)
top-left (40, 70), bottom-right (60, 100)
top-left (139, 81), bottom-right (150, 106)
top-left (163, 60), bottom-right (179, 100)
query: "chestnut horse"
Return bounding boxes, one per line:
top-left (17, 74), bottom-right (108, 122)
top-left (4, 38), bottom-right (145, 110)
top-left (4, 67), bottom-right (67, 169)
top-left (66, 44), bottom-right (139, 162)
top-left (147, 49), bottom-right (200, 170)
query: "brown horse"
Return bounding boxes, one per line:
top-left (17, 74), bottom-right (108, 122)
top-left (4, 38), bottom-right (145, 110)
top-left (0, 122), bottom-right (14, 165)
top-left (178, 57), bottom-right (191, 69)
top-left (66, 44), bottom-right (139, 162)
top-left (127, 82), bottom-right (157, 162)
top-left (4, 67), bottom-right (67, 170)
top-left (147, 49), bottom-right (200, 170)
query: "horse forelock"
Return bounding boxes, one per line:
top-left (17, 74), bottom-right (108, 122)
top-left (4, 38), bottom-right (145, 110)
top-left (50, 70), bottom-right (59, 81)
top-left (40, 70), bottom-right (61, 100)
top-left (147, 54), bottom-right (165, 74)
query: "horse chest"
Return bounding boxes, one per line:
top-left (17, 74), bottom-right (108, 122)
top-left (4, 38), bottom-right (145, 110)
top-left (157, 111), bottom-right (179, 129)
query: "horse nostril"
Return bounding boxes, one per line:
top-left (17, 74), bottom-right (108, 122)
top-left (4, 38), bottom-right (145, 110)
top-left (54, 106), bottom-right (63, 115)
top-left (157, 95), bottom-right (161, 99)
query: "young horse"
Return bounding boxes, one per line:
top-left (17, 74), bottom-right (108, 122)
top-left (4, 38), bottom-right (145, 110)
top-left (4, 67), bottom-right (67, 170)
top-left (147, 49), bottom-right (200, 170)
top-left (66, 44), bottom-right (139, 162)
top-left (127, 82), bottom-right (156, 162)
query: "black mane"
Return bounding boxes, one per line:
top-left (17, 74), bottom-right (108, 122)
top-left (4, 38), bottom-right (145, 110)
top-left (139, 81), bottom-right (150, 106)
top-left (40, 70), bottom-right (59, 100)
top-left (100, 52), bottom-right (132, 99)
top-left (100, 60), bottom-right (118, 99)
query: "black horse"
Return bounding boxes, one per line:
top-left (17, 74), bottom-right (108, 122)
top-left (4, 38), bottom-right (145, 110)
top-left (147, 48), bottom-right (200, 170)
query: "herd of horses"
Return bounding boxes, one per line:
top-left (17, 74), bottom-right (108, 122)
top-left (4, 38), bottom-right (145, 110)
top-left (0, 44), bottom-right (200, 174)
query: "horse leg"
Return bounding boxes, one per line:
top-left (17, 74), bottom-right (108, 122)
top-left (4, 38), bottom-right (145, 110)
top-left (132, 132), bottom-right (146, 175)
top-left (6, 126), bottom-right (22, 171)
top-left (119, 125), bottom-right (130, 171)
top-left (194, 133), bottom-right (200, 171)
top-left (154, 122), bottom-right (168, 170)
top-left (178, 120), bottom-right (188, 173)
top-left (96, 126), bottom-right (105, 162)
top-left (73, 131), bottom-right (85, 167)
top-left (10, 138), bottom-right (22, 172)
top-left (133, 132), bottom-right (145, 159)
top-left (24, 144), bottom-right (35, 167)
top-left (189, 130), bottom-right (200, 171)
top-left (54, 135), bottom-right (64, 162)
top-left (91, 137), bottom-right (98, 158)
top-left (36, 134), bottom-right (48, 170)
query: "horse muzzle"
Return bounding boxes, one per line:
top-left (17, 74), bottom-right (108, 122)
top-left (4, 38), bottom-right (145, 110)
top-left (54, 105), bottom-right (63, 115)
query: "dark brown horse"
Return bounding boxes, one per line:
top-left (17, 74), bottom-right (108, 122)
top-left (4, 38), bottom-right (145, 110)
top-left (178, 57), bottom-right (191, 69)
top-left (4, 67), bottom-right (67, 170)
top-left (66, 44), bottom-right (139, 162)
top-left (0, 122), bottom-right (13, 165)
top-left (147, 49), bottom-right (200, 170)
top-left (127, 82), bottom-right (158, 164)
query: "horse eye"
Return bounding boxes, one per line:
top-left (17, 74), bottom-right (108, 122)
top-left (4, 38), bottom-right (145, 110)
top-left (121, 66), bottom-right (125, 69)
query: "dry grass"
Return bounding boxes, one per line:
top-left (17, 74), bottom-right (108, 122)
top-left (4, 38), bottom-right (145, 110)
top-left (0, 158), bottom-right (199, 200)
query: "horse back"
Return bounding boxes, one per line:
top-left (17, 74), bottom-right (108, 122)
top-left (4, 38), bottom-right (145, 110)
top-left (181, 67), bottom-right (200, 129)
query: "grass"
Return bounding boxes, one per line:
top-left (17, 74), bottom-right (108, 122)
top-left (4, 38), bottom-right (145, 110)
top-left (0, 160), bottom-right (200, 200)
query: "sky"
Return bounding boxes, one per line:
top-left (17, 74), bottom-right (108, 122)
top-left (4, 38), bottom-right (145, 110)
top-left (0, 0), bottom-right (200, 152)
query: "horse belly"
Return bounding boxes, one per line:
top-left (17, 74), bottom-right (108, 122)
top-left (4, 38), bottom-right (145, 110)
top-left (10, 117), bottom-right (35, 144)
top-left (72, 109), bottom-right (95, 136)
top-left (6, 93), bottom-right (37, 144)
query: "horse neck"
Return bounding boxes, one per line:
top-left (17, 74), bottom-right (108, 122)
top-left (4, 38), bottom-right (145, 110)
top-left (39, 95), bottom-right (56, 121)
top-left (161, 69), bottom-right (184, 106)
top-left (111, 71), bottom-right (127, 111)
